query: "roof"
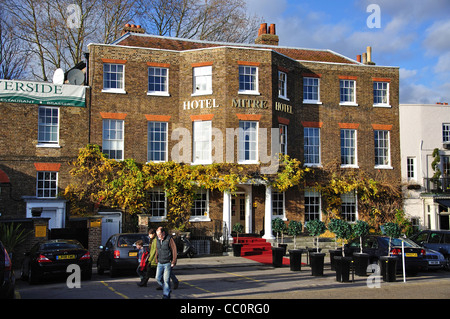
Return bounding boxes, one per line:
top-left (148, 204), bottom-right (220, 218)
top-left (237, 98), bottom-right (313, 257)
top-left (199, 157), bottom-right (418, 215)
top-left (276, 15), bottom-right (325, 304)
top-left (111, 33), bottom-right (359, 65)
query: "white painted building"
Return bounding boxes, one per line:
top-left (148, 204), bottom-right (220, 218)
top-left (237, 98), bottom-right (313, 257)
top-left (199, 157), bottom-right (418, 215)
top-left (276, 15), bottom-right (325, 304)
top-left (400, 103), bottom-right (450, 230)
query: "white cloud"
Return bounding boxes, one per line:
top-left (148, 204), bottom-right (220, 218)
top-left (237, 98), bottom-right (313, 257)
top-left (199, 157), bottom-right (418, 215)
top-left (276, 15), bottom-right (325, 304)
top-left (434, 52), bottom-right (450, 73)
top-left (424, 20), bottom-right (450, 54)
top-left (400, 68), bottom-right (417, 79)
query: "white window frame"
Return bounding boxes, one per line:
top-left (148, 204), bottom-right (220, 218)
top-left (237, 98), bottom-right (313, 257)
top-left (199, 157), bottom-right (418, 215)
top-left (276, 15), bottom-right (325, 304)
top-left (373, 81), bottom-right (390, 107)
top-left (374, 130), bottom-right (392, 169)
top-left (407, 157), bottom-right (416, 181)
top-left (279, 124), bottom-right (287, 156)
top-left (341, 191), bottom-right (357, 222)
top-left (443, 123), bottom-right (450, 143)
top-left (339, 80), bottom-right (357, 106)
top-left (148, 188), bottom-right (167, 222)
top-left (271, 190), bottom-right (286, 220)
top-left (192, 66), bottom-right (212, 96)
top-left (190, 189), bottom-right (210, 221)
top-left (102, 119), bottom-right (124, 160)
top-left (304, 188), bottom-right (321, 222)
top-left (148, 121), bottom-right (168, 162)
top-left (102, 63), bottom-right (126, 94)
top-left (148, 67), bottom-right (169, 96)
top-left (340, 129), bottom-right (358, 168)
top-left (303, 77), bottom-right (321, 104)
top-left (238, 65), bottom-right (259, 95)
top-left (304, 127), bottom-right (321, 166)
top-left (37, 106), bottom-right (60, 147)
top-left (36, 171), bottom-right (58, 198)
top-left (238, 121), bottom-right (258, 164)
top-left (278, 71), bottom-right (288, 100)
top-left (193, 120), bottom-right (212, 164)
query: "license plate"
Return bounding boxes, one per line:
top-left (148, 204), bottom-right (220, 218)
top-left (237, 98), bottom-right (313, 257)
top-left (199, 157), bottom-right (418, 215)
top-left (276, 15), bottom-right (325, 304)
top-left (405, 253), bottom-right (417, 257)
top-left (429, 261), bottom-right (439, 265)
top-left (56, 255), bottom-right (76, 260)
top-left (128, 252), bottom-right (138, 257)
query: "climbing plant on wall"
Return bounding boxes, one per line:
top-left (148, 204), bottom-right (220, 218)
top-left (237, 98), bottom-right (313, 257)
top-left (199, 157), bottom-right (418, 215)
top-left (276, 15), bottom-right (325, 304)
top-left (63, 145), bottom-right (308, 231)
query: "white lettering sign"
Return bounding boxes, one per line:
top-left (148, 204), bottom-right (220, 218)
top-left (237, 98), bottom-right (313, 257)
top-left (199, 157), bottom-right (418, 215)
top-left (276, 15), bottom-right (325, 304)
top-left (0, 79), bottom-right (86, 107)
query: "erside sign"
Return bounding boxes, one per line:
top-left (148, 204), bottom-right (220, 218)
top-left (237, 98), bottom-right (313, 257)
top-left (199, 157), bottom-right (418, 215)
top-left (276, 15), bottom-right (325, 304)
top-left (0, 79), bottom-right (86, 107)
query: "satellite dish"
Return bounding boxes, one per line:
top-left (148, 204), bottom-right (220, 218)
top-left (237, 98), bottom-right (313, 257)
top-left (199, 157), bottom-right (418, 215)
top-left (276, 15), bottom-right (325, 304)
top-left (67, 69), bottom-right (85, 85)
top-left (52, 68), bottom-right (65, 85)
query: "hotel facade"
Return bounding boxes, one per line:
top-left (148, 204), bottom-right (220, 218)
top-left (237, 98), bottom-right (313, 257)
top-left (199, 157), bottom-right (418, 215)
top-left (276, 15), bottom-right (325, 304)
top-left (0, 23), bottom-right (401, 242)
top-left (86, 23), bottom-right (401, 240)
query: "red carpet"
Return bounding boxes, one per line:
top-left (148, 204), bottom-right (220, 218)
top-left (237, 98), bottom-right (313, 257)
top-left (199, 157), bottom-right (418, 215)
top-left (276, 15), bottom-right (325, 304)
top-left (233, 237), bottom-right (291, 266)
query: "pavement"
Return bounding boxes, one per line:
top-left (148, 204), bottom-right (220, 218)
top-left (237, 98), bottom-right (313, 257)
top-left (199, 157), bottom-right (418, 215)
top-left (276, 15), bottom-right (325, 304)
top-left (174, 253), bottom-right (450, 300)
top-left (175, 253), bottom-right (263, 269)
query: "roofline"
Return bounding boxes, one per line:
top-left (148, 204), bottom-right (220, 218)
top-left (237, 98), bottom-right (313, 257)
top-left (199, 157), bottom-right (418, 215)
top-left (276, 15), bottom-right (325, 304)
top-left (90, 32), bottom-right (398, 68)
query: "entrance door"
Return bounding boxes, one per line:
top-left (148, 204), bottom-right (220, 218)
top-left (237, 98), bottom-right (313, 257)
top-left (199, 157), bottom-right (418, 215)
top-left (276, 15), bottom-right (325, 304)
top-left (440, 215), bottom-right (450, 230)
top-left (99, 212), bottom-right (122, 245)
top-left (231, 194), bottom-right (246, 230)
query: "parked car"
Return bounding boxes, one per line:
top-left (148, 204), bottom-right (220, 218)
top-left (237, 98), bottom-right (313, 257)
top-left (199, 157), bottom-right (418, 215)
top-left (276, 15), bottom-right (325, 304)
top-left (97, 233), bottom-right (149, 277)
top-left (341, 235), bottom-right (428, 275)
top-left (0, 241), bottom-right (15, 299)
top-left (422, 248), bottom-right (447, 270)
top-left (21, 239), bottom-right (92, 284)
top-left (409, 230), bottom-right (450, 269)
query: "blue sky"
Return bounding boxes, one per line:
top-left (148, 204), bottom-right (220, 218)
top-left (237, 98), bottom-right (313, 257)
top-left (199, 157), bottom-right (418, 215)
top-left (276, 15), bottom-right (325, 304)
top-left (245, 0), bottom-right (450, 104)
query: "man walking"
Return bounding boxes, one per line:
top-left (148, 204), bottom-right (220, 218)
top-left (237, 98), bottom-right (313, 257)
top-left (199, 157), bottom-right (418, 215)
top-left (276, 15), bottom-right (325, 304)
top-left (155, 227), bottom-right (177, 299)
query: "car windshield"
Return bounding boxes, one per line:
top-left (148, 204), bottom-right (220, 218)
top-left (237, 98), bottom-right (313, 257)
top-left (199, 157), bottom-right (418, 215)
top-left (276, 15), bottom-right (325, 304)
top-left (117, 234), bottom-right (149, 247)
top-left (41, 242), bottom-right (83, 250)
top-left (379, 237), bottom-right (417, 248)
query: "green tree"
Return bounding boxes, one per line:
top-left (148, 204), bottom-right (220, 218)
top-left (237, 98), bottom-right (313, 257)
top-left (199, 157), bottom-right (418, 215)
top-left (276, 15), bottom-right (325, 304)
top-left (305, 219), bottom-right (326, 252)
top-left (287, 220), bottom-right (302, 249)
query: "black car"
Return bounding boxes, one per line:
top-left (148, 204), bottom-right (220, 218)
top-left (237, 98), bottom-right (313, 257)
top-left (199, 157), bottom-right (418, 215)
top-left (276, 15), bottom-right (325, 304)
top-left (341, 235), bottom-right (428, 275)
top-left (97, 233), bottom-right (149, 277)
top-left (0, 241), bottom-right (15, 299)
top-left (21, 239), bottom-right (92, 284)
top-left (409, 230), bottom-right (450, 268)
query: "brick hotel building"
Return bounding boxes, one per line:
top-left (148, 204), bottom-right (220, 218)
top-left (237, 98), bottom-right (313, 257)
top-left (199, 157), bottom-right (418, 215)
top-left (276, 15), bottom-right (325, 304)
top-left (0, 23), bottom-right (400, 241)
top-left (87, 23), bottom-right (400, 239)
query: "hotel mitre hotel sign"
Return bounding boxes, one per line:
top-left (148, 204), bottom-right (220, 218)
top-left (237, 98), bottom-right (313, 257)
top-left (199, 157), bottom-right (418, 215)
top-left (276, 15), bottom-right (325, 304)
top-left (0, 79), bottom-right (86, 107)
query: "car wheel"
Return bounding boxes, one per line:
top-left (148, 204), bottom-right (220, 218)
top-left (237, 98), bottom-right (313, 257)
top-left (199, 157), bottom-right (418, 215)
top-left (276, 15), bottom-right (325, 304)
top-left (97, 262), bottom-right (105, 275)
top-left (28, 267), bottom-right (41, 285)
top-left (20, 263), bottom-right (28, 280)
top-left (82, 269), bottom-right (92, 280)
top-left (109, 264), bottom-right (118, 277)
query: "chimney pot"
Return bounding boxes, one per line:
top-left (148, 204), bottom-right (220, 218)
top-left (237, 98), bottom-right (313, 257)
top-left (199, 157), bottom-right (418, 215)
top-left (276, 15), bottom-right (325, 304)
top-left (357, 55), bottom-right (361, 63)
top-left (367, 46), bottom-right (372, 62)
top-left (269, 24), bottom-right (276, 35)
top-left (258, 23), bottom-right (268, 36)
top-left (362, 52), bottom-right (367, 64)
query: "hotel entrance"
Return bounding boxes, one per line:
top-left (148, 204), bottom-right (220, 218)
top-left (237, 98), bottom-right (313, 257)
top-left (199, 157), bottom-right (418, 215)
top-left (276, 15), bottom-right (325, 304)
top-left (231, 193), bottom-right (246, 230)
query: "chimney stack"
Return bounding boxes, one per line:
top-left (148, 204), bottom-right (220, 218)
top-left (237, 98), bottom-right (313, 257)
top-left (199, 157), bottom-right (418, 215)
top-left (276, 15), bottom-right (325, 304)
top-left (121, 24), bottom-right (146, 36)
top-left (361, 46), bottom-right (376, 65)
top-left (255, 23), bottom-right (279, 46)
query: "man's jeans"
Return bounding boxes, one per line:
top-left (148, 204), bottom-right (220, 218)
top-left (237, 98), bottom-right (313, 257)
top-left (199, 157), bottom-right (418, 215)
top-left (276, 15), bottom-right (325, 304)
top-left (156, 262), bottom-right (172, 298)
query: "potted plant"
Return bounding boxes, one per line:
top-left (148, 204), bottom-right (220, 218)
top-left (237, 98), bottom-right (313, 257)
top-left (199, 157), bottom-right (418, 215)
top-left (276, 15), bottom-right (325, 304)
top-left (287, 220), bottom-right (303, 271)
top-left (380, 222), bottom-right (402, 282)
top-left (232, 223), bottom-right (244, 257)
top-left (272, 218), bottom-right (287, 254)
top-left (352, 220), bottom-right (371, 276)
top-left (327, 218), bottom-right (342, 270)
top-left (305, 219), bottom-right (327, 276)
top-left (270, 218), bottom-right (286, 267)
top-left (332, 219), bottom-right (353, 282)
top-left (0, 222), bottom-right (32, 263)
